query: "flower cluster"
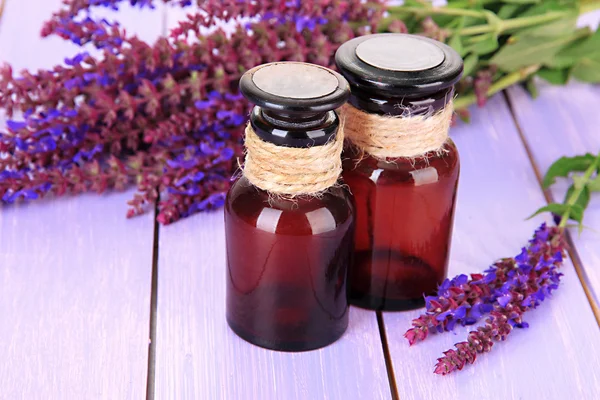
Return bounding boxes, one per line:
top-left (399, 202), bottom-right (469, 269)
top-left (3, 0), bottom-right (564, 222)
top-left (0, 0), bottom-right (385, 223)
top-left (405, 223), bottom-right (566, 375)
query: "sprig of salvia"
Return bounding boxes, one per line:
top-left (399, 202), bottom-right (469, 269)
top-left (381, 0), bottom-right (600, 121)
top-left (1, 0), bottom-right (599, 222)
top-left (407, 152), bottom-right (599, 375)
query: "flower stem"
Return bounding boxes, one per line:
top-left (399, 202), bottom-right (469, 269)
top-left (453, 65), bottom-right (541, 110)
top-left (386, 3), bottom-right (600, 37)
top-left (459, 12), bottom-right (566, 36)
top-left (558, 152), bottom-right (600, 228)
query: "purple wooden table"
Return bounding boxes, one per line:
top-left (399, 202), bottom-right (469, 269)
top-left (1, 2), bottom-right (599, 399)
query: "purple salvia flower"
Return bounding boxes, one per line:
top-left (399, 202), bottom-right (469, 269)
top-left (2, 0), bottom-right (386, 223)
top-left (405, 223), bottom-right (564, 345)
top-left (432, 226), bottom-right (566, 375)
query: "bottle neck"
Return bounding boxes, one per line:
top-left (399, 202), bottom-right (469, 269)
top-left (250, 107), bottom-right (340, 148)
top-left (348, 87), bottom-right (454, 116)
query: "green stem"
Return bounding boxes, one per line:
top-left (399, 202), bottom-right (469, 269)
top-left (386, 3), bottom-right (600, 37)
top-left (453, 65), bottom-right (541, 110)
top-left (558, 152), bottom-right (600, 228)
top-left (459, 12), bottom-right (565, 36)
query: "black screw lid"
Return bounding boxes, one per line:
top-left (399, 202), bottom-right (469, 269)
top-left (239, 62), bottom-right (350, 147)
top-left (335, 33), bottom-right (463, 98)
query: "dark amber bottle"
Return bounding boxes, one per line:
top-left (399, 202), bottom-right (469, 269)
top-left (335, 34), bottom-right (464, 311)
top-left (225, 62), bottom-right (354, 351)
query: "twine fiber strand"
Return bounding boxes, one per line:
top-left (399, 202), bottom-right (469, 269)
top-left (342, 101), bottom-right (454, 159)
top-left (243, 124), bottom-right (343, 196)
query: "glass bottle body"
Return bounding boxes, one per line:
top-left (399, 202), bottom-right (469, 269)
top-left (225, 177), bottom-right (354, 351)
top-left (343, 140), bottom-right (460, 310)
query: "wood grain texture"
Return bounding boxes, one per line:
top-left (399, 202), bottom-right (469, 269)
top-left (0, 1), bottom-right (164, 398)
top-left (507, 82), bottom-right (600, 309)
top-left (382, 95), bottom-right (600, 400)
top-left (0, 191), bottom-right (156, 399)
top-left (154, 210), bottom-right (391, 400)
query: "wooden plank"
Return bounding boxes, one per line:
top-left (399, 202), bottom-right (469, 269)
top-left (507, 82), bottom-right (600, 309)
top-left (0, 191), bottom-right (155, 399)
top-left (154, 210), bottom-right (391, 399)
top-left (0, 1), bottom-right (164, 398)
top-left (382, 95), bottom-right (600, 399)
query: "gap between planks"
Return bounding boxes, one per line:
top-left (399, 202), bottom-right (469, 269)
top-left (377, 311), bottom-right (400, 400)
top-left (503, 91), bottom-right (600, 327)
top-left (146, 8), bottom-right (168, 399)
top-left (146, 201), bottom-right (161, 400)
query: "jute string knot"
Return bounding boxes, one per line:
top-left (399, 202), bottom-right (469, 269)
top-left (341, 101), bottom-right (454, 159)
top-left (243, 124), bottom-right (343, 196)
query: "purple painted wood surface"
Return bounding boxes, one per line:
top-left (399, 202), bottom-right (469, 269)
top-left (154, 210), bottom-right (391, 400)
top-left (382, 95), bottom-right (600, 399)
top-left (0, 192), bottom-right (155, 399)
top-left (0, 1), bottom-right (163, 398)
top-left (507, 82), bottom-right (600, 309)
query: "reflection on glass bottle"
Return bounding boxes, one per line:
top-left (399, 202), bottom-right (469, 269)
top-left (226, 179), bottom-right (354, 351)
top-left (342, 143), bottom-right (459, 310)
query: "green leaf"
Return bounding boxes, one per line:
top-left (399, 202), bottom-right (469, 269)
top-left (497, 4), bottom-right (525, 19)
top-left (525, 77), bottom-right (538, 98)
top-left (570, 204), bottom-right (585, 224)
top-left (462, 53), bottom-right (478, 76)
top-left (588, 175), bottom-right (600, 192)
top-left (564, 184), bottom-right (591, 212)
top-left (529, 203), bottom-right (584, 225)
top-left (517, 14), bottom-right (577, 37)
top-left (549, 27), bottom-right (600, 69)
top-left (449, 35), bottom-right (465, 57)
top-left (571, 55), bottom-right (600, 83)
top-left (431, 15), bottom-right (457, 29)
top-left (490, 32), bottom-right (584, 72)
top-left (520, 0), bottom-right (577, 17)
top-left (536, 67), bottom-right (570, 85)
top-left (542, 154), bottom-right (596, 188)
top-left (465, 33), bottom-right (499, 55)
top-left (400, 0), bottom-right (426, 6)
top-left (527, 203), bottom-right (569, 220)
top-left (500, 0), bottom-right (540, 3)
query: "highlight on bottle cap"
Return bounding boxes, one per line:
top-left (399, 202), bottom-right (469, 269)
top-left (335, 33), bottom-right (463, 97)
top-left (356, 35), bottom-right (445, 72)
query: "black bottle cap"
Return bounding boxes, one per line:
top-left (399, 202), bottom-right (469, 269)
top-left (335, 33), bottom-right (463, 98)
top-left (240, 62), bottom-right (350, 148)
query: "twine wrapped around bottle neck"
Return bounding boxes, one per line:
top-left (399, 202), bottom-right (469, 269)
top-left (341, 101), bottom-right (454, 159)
top-left (242, 124), bottom-right (343, 196)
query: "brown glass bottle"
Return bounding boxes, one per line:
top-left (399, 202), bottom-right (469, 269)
top-left (225, 62), bottom-right (354, 351)
top-left (336, 34), bottom-right (464, 311)
top-left (225, 179), bottom-right (354, 351)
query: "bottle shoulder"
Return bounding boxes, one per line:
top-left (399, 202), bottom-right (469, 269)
top-left (342, 139), bottom-right (459, 185)
top-left (225, 177), bottom-right (354, 235)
